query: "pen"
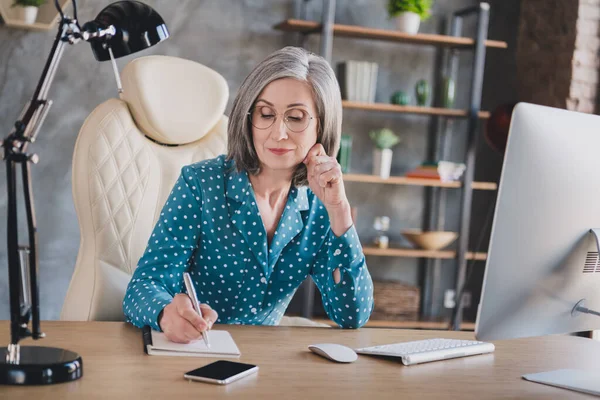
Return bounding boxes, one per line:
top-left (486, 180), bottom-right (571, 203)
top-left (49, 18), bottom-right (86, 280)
top-left (183, 272), bottom-right (210, 348)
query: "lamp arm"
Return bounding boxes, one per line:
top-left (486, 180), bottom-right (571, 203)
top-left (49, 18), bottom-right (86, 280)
top-left (3, 11), bottom-right (77, 346)
top-left (3, 0), bottom-right (121, 348)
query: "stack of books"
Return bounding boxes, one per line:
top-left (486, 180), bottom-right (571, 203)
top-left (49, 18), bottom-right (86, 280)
top-left (337, 61), bottom-right (378, 103)
top-left (405, 161), bottom-right (466, 182)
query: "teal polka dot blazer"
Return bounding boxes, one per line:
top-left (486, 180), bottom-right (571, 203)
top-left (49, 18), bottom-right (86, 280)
top-left (123, 155), bottom-right (374, 330)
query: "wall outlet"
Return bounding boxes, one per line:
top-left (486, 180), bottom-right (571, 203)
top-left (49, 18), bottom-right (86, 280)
top-left (444, 290), bottom-right (456, 308)
top-left (462, 292), bottom-right (472, 308)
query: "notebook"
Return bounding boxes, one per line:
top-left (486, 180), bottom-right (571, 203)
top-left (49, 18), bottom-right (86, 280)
top-left (142, 326), bottom-right (241, 358)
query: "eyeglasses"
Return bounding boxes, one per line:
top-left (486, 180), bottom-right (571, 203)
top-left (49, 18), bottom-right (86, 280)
top-left (247, 105), bottom-right (314, 133)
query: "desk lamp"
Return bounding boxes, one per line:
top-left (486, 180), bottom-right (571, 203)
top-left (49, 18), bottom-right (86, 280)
top-left (0, 0), bottom-right (168, 385)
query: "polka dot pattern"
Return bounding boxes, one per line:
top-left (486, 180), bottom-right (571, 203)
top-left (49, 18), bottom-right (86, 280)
top-left (123, 155), bottom-right (374, 331)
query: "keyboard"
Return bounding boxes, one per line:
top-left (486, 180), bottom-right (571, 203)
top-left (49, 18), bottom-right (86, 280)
top-left (355, 338), bottom-right (495, 366)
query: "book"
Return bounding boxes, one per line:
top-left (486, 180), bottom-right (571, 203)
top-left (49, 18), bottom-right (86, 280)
top-left (337, 62), bottom-right (348, 100)
top-left (358, 61), bottom-right (367, 102)
top-left (142, 326), bottom-right (241, 358)
top-left (369, 62), bottom-right (378, 103)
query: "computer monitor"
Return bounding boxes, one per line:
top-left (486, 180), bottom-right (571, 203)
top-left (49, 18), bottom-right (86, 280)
top-left (476, 102), bottom-right (600, 342)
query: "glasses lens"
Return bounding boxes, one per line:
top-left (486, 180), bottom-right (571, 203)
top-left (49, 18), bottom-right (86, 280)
top-left (250, 106), bottom-right (276, 129)
top-left (284, 108), bottom-right (310, 132)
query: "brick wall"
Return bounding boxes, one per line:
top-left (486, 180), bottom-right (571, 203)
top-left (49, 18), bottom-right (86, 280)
top-left (516, 0), bottom-right (600, 113)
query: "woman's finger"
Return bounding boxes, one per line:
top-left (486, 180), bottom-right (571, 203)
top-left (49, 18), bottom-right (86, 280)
top-left (200, 304), bottom-right (219, 328)
top-left (305, 155), bottom-right (330, 176)
top-left (313, 161), bottom-right (337, 176)
top-left (311, 155), bottom-right (332, 165)
top-left (303, 143), bottom-right (327, 164)
top-left (318, 165), bottom-right (342, 187)
top-left (180, 307), bottom-right (208, 331)
top-left (181, 318), bottom-right (204, 341)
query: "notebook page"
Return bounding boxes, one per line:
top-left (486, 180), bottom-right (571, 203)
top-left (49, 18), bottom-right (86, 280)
top-left (149, 330), bottom-right (241, 357)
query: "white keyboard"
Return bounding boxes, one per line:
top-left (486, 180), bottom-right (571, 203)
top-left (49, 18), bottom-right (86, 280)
top-left (355, 338), bottom-right (495, 366)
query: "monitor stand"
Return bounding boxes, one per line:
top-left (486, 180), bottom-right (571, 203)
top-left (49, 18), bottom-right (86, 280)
top-left (521, 229), bottom-right (600, 397)
top-left (523, 370), bottom-right (600, 397)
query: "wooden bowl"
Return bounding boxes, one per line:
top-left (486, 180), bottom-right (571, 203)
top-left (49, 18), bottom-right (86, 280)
top-left (401, 230), bottom-right (458, 251)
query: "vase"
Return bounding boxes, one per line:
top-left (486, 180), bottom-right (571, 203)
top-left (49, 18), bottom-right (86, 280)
top-left (373, 148), bottom-right (393, 179)
top-left (18, 6), bottom-right (38, 25)
top-left (394, 12), bottom-right (421, 35)
top-left (443, 77), bottom-right (456, 108)
top-left (390, 90), bottom-right (410, 106)
top-left (415, 79), bottom-right (430, 106)
top-left (336, 134), bottom-right (353, 173)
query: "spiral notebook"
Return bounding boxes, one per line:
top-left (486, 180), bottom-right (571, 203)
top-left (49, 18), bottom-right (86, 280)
top-left (142, 326), bottom-right (241, 358)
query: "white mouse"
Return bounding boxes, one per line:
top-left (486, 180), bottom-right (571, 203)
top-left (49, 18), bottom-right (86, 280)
top-left (308, 343), bottom-right (358, 363)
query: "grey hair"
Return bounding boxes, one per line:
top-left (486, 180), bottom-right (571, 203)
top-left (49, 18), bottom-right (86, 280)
top-left (226, 46), bottom-right (342, 187)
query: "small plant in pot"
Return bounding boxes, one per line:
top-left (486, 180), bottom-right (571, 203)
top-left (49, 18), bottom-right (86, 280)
top-left (369, 128), bottom-right (400, 179)
top-left (11, 0), bottom-right (45, 25)
top-left (387, 0), bottom-right (433, 35)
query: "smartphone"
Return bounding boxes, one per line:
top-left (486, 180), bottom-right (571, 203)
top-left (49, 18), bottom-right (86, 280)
top-left (183, 360), bottom-right (258, 385)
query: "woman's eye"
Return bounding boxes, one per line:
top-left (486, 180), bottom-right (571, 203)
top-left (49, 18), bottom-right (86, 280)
top-left (287, 110), bottom-right (306, 120)
top-left (260, 114), bottom-right (275, 119)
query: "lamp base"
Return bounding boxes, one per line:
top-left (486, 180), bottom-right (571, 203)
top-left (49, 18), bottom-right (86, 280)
top-left (0, 346), bottom-right (82, 385)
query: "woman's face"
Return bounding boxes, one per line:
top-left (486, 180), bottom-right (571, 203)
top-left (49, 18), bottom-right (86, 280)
top-left (250, 78), bottom-right (318, 175)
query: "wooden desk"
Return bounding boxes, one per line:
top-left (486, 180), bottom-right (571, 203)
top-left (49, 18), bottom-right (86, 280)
top-left (1, 321), bottom-right (600, 399)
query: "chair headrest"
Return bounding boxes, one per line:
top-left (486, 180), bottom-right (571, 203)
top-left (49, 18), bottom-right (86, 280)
top-left (120, 55), bottom-right (228, 145)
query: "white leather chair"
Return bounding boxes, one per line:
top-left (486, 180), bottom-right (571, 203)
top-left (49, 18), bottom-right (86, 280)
top-left (60, 54), bottom-right (328, 328)
top-left (60, 55), bottom-right (228, 321)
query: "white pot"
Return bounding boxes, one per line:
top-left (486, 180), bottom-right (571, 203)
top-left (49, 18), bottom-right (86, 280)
top-left (395, 12), bottom-right (421, 34)
top-left (18, 6), bottom-right (38, 25)
top-left (373, 148), bottom-right (393, 179)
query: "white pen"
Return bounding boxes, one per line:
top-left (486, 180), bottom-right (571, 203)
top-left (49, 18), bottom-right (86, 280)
top-left (183, 272), bottom-right (210, 348)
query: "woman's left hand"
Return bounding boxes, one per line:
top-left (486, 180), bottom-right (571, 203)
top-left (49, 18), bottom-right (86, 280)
top-left (303, 143), bottom-right (349, 212)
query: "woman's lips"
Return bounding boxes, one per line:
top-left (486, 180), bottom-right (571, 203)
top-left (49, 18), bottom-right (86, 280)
top-left (268, 148), bottom-right (293, 155)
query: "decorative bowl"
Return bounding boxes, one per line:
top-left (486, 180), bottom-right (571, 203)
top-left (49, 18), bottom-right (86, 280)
top-left (401, 230), bottom-right (458, 251)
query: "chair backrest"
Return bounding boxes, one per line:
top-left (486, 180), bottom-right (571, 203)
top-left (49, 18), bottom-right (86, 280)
top-left (60, 55), bottom-right (228, 321)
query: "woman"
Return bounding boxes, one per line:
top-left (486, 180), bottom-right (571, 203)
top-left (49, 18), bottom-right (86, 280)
top-left (123, 46), bottom-right (374, 343)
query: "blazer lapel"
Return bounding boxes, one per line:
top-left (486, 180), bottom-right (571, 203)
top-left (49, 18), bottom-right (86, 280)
top-left (225, 169), bottom-right (269, 276)
top-left (268, 186), bottom-right (309, 266)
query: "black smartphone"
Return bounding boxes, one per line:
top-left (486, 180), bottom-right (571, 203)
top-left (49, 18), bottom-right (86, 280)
top-left (183, 360), bottom-right (259, 385)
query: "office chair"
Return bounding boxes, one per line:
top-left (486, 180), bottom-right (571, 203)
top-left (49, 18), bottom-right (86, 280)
top-left (60, 55), bottom-right (326, 328)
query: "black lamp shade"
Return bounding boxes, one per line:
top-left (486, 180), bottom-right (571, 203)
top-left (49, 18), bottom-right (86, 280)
top-left (83, 1), bottom-right (169, 62)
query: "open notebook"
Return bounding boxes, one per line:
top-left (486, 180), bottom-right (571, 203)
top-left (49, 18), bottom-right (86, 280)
top-left (142, 326), bottom-right (241, 358)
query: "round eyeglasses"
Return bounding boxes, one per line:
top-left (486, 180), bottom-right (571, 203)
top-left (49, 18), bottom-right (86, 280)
top-left (247, 105), bottom-right (314, 133)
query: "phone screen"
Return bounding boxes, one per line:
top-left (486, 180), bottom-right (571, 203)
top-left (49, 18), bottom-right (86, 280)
top-left (185, 360), bottom-right (257, 381)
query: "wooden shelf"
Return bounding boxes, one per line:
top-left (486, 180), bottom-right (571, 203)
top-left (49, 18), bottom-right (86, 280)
top-left (343, 173), bottom-right (497, 191)
top-left (343, 100), bottom-right (490, 119)
top-left (313, 318), bottom-right (476, 331)
top-left (0, 0), bottom-right (70, 31)
top-left (274, 19), bottom-right (508, 49)
top-left (362, 246), bottom-right (487, 261)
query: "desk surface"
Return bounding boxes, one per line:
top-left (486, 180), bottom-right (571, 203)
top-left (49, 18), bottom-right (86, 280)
top-left (1, 321), bottom-right (599, 399)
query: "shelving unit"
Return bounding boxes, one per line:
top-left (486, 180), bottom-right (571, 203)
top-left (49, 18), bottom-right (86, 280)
top-left (343, 174), bottom-right (497, 190)
top-left (274, 19), bottom-right (507, 49)
top-left (0, 0), bottom-right (70, 31)
top-left (314, 318), bottom-right (476, 331)
top-left (276, 1), bottom-right (506, 330)
top-left (362, 246), bottom-right (487, 261)
top-left (342, 100), bottom-right (491, 118)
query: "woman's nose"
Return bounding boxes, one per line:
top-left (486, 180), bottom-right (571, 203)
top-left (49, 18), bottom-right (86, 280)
top-left (271, 117), bottom-right (289, 141)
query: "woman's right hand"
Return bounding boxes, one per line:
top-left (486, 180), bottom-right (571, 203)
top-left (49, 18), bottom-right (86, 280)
top-left (158, 294), bottom-right (218, 343)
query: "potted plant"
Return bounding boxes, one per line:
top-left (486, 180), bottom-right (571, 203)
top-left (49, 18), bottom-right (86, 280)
top-left (12, 0), bottom-right (46, 25)
top-left (387, 0), bottom-right (433, 35)
top-left (369, 128), bottom-right (400, 179)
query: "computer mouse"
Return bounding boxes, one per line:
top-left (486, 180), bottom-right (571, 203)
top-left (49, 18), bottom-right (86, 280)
top-left (308, 343), bottom-right (358, 363)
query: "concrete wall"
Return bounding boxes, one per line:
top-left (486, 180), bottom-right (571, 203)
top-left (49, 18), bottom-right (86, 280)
top-left (0, 0), bottom-right (517, 321)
